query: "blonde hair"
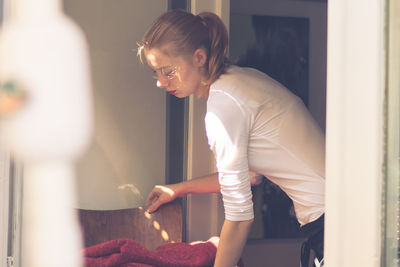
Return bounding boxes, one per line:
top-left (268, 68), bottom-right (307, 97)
top-left (138, 9), bottom-right (230, 98)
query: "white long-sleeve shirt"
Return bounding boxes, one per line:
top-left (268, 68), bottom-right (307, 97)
top-left (205, 66), bottom-right (325, 225)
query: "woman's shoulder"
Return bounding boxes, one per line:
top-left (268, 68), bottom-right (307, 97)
top-left (221, 65), bottom-right (260, 79)
top-left (212, 65), bottom-right (288, 91)
top-left (210, 65), bottom-right (259, 93)
top-left (210, 65), bottom-right (299, 107)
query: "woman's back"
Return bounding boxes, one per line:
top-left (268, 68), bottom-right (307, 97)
top-left (206, 65), bottom-right (325, 225)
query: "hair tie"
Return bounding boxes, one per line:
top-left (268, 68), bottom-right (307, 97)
top-left (198, 15), bottom-right (208, 28)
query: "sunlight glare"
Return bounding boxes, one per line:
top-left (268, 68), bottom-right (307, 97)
top-left (153, 220), bottom-right (160, 230)
top-left (161, 230), bottom-right (169, 241)
top-left (144, 211), bottom-right (151, 219)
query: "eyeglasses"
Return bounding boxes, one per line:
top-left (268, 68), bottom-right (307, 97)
top-left (152, 66), bottom-right (177, 81)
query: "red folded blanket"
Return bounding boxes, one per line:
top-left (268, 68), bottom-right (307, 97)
top-left (82, 237), bottom-right (244, 267)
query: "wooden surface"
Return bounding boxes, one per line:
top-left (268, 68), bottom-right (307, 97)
top-left (78, 201), bottom-right (182, 251)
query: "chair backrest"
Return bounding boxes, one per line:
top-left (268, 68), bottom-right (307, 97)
top-left (77, 201), bottom-right (182, 251)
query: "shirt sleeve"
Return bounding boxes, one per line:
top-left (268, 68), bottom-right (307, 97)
top-left (205, 91), bottom-right (254, 221)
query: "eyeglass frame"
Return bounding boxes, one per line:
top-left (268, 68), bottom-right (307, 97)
top-left (152, 66), bottom-right (177, 81)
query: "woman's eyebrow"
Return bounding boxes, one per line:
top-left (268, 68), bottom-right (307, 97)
top-left (155, 65), bottom-right (173, 72)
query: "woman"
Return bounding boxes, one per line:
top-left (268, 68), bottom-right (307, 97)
top-left (138, 9), bottom-right (325, 267)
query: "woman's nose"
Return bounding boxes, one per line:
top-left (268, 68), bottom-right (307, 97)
top-left (156, 77), bottom-right (169, 88)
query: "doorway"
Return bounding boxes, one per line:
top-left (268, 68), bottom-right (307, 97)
top-left (229, 0), bottom-right (327, 265)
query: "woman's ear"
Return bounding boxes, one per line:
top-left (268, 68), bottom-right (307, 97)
top-left (192, 48), bottom-right (207, 67)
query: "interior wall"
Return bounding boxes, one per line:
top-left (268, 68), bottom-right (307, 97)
top-left (63, 0), bottom-right (168, 210)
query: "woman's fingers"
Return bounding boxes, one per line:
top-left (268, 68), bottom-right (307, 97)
top-left (145, 185), bottom-right (176, 213)
top-left (145, 189), bottom-right (159, 206)
top-left (147, 198), bottom-right (162, 213)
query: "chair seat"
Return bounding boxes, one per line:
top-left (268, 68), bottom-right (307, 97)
top-left (77, 201), bottom-right (182, 251)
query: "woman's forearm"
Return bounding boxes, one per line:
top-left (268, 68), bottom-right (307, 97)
top-left (175, 172), bottom-right (220, 197)
top-left (177, 174), bottom-right (253, 267)
top-left (214, 219), bottom-right (253, 267)
top-left (146, 173), bottom-right (220, 213)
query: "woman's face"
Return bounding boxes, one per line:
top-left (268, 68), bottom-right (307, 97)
top-left (144, 48), bottom-right (206, 98)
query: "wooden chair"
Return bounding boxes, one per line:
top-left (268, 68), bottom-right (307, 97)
top-left (77, 201), bottom-right (182, 251)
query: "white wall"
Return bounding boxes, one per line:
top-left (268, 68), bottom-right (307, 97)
top-left (64, 0), bottom-right (168, 210)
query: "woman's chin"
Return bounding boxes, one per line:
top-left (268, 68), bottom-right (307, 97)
top-left (173, 92), bottom-right (188, 98)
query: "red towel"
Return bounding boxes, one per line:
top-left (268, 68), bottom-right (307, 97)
top-left (82, 236), bottom-right (244, 267)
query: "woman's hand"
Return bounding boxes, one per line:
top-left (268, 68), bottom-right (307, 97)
top-left (145, 184), bottom-right (180, 213)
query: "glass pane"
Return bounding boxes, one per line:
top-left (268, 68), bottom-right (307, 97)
top-left (382, 0), bottom-right (400, 265)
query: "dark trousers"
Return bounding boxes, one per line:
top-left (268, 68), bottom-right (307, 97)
top-left (300, 214), bottom-right (324, 266)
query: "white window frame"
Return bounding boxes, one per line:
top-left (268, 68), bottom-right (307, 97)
top-left (324, 0), bottom-right (385, 266)
top-left (0, 151), bottom-right (10, 267)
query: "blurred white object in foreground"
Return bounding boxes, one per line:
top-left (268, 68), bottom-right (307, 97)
top-left (0, 0), bottom-right (93, 266)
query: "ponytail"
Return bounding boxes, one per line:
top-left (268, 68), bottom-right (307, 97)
top-left (197, 12), bottom-right (230, 98)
